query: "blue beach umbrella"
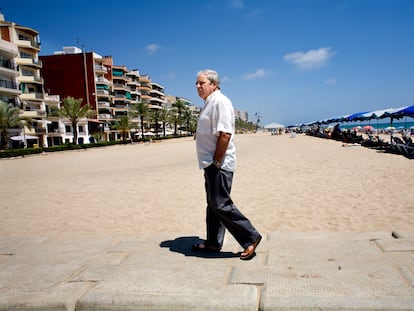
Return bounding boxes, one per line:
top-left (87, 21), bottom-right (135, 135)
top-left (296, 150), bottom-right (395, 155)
top-left (391, 105), bottom-right (414, 119)
top-left (345, 111), bottom-right (371, 122)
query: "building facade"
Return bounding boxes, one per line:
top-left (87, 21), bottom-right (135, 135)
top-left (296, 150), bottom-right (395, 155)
top-left (0, 12), bottom-right (69, 148)
top-left (0, 13), bottom-right (199, 149)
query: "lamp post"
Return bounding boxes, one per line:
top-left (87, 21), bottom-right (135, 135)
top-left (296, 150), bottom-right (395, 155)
top-left (99, 123), bottom-right (103, 142)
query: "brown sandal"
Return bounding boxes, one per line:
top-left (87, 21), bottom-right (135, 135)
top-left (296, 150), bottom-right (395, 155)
top-left (240, 235), bottom-right (262, 260)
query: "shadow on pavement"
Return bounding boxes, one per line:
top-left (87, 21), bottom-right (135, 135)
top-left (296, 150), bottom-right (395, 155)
top-left (160, 236), bottom-right (240, 259)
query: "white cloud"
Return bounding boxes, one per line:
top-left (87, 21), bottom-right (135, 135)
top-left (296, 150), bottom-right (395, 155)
top-left (325, 78), bottom-right (336, 85)
top-left (145, 43), bottom-right (160, 55)
top-left (242, 68), bottom-right (272, 80)
top-left (162, 72), bottom-right (175, 79)
top-left (221, 75), bottom-right (230, 82)
top-left (246, 8), bottom-right (262, 18)
top-left (230, 0), bottom-right (245, 9)
top-left (284, 47), bottom-right (335, 70)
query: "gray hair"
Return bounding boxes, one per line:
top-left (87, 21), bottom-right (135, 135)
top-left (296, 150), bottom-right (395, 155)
top-left (197, 69), bottom-right (220, 89)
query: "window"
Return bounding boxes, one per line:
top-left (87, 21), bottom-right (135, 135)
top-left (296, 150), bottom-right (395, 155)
top-left (21, 69), bottom-right (33, 76)
top-left (18, 34), bottom-right (30, 41)
top-left (20, 51), bottom-right (32, 59)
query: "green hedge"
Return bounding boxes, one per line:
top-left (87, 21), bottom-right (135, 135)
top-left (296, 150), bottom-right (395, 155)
top-left (0, 135), bottom-right (192, 159)
top-left (0, 141), bottom-right (119, 158)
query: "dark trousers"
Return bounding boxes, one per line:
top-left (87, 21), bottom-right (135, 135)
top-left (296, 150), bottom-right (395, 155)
top-left (204, 165), bottom-right (261, 249)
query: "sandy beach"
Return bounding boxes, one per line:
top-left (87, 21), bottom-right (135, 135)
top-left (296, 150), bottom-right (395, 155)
top-left (1, 132), bottom-right (413, 237)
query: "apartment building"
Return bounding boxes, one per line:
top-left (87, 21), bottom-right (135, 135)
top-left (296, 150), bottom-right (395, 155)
top-left (0, 12), bottom-right (69, 148)
top-left (40, 47), bottom-right (171, 141)
top-left (0, 24), bottom-right (19, 107)
top-left (235, 109), bottom-right (248, 122)
top-left (0, 13), bottom-right (193, 148)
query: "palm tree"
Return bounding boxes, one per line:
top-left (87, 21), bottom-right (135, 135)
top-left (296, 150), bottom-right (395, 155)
top-left (0, 101), bottom-right (32, 150)
top-left (130, 102), bottom-right (148, 140)
top-left (149, 109), bottom-right (161, 137)
top-left (114, 114), bottom-right (133, 141)
top-left (57, 96), bottom-right (96, 145)
top-left (159, 107), bottom-right (170, 137)
top-left (168, 109), bottom-right (181, 136)
top-left (172, 99), bottom-right (187, 135)
top-left (181, 107), bottom-right (196, 135)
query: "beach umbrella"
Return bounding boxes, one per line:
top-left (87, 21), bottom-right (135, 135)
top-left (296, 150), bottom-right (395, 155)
top-left (390, 105), bottom-right (414, 119)
top-left (363, 125), bottom-right (374, 132)
top-left (344, 111), bottom-right (371, 123)
top-left (264, 122), bottom-right (284, 129)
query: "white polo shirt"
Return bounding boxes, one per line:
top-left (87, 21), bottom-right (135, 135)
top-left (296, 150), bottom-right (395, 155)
top-left (196, 90), bottom-right (236, 172)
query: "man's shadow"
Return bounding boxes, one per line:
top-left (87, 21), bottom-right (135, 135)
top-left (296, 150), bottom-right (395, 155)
top-left (160, 236), bottom-right (239, 259)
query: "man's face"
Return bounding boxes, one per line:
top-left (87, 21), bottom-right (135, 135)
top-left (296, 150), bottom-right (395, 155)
top-left (196, 73), bottom-right (217, 100)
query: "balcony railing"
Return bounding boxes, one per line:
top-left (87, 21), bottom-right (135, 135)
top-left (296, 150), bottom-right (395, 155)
top-left (95, 65), bottom-right (108, 73)
top-left (98, 114), bottom-right (112, 119)
top-left (0, 59), bottom-right (18, 71)
top-left (96, 90), bottom-right (111, 96)
top-left (20, 92), bottom-right (44, 101)
top-left (96, 77), bottom-right (110, 84)
top-left (97, 101), bottom-right (110, 107)
top-left (16, 39), bottom-right (40, 50)
top-left (0, 79), bottom-right (18, 89)
top-left (19, 75), bottom-right (44, 84)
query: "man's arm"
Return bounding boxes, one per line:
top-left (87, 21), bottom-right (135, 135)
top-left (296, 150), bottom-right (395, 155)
top-left (213, 131), bottom-right (231, 163)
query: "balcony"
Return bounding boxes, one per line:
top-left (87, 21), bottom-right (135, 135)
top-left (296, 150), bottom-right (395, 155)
top-left (127, 79), bottom-right (139, 86)
top-left (150, 97), bottom-right (165, 104)
top-left (141, 94), bottom-right (152, 100)
top-left (96, 77), bottom-right (110, 85)
top-left (16, 57), bottom-right (42, 68)
top-left (44, 94), bottom-right (60, 105)
top-left (22, 110), bottom-right (39, 118)
top-left (113, 83), bottom-right (130, 91)
top-left (129, 89), bottom-right (141, 95)
top-left (20, 92), bottom-right (44, 101)
top-left (18, 75), bottom-right (44, 85)
top-left (139, 75), bottom-right (151, 83)
top-left (16, 39), bottom-right (40, 52)
top-left (138, 85), bottom-right (151, 92)
top-left (0, 59), bottom-right (18, 75)
top-left (98, 114), bottom-right (112, 119)
top-left (0, 79), bottom-right (20, 95)
top-left (150, 89), bottom-right (164, 97)
top-left (95, 65), bottom-right (108, 74)
top-left (47, 129), bottom-right (63, 136)
top-left (96, 89), bottom-right (111, 96)
top-left (98, 101), bottom-right (111, 108)
top-left (0, 39), bottom-right (19, 57)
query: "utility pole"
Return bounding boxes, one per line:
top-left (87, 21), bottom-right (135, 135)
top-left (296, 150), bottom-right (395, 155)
top-left (82, 44), bottom-right (90, 106)
top-left (255, 112), bottom-right (262, 132)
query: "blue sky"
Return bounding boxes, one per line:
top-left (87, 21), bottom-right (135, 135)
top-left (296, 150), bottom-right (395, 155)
top-left (2, 0), bottom-right (414, 126)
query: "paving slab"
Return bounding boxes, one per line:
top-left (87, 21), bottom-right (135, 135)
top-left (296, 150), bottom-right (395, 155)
top-left (0, 232), bottom-right (413, 310)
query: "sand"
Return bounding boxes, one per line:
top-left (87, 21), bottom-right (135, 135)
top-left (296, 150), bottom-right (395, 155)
top-left (1, 132), bottom-right (413, 238)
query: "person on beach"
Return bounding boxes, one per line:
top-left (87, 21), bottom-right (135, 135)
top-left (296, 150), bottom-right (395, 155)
top-left (193, 69), bottom-right (262, 260)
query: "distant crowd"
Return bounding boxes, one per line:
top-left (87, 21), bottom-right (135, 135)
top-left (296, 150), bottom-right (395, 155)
top-left (305, 124), bottom-right (414, 158)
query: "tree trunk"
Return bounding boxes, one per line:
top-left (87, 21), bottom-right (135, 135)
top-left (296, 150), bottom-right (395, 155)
top-left (72, 121), bottom-right (78, 144)
top-left (140, 116), bottom-right (145, 141)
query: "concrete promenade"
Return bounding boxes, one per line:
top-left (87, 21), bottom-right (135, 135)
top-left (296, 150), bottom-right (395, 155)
top-left (1, 231), bottom-right (414, 310)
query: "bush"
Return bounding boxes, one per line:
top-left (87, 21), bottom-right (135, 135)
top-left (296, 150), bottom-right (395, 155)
top-left (0, 147), bottom-right (43, 158)
top-left (0, 135), bottom-right (190, 159)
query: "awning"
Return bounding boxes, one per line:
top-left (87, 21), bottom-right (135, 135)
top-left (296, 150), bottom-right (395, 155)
top-left (264, 122), bottom-right (285, 129)
top-left (10, 135), bottom-right (38, 141)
